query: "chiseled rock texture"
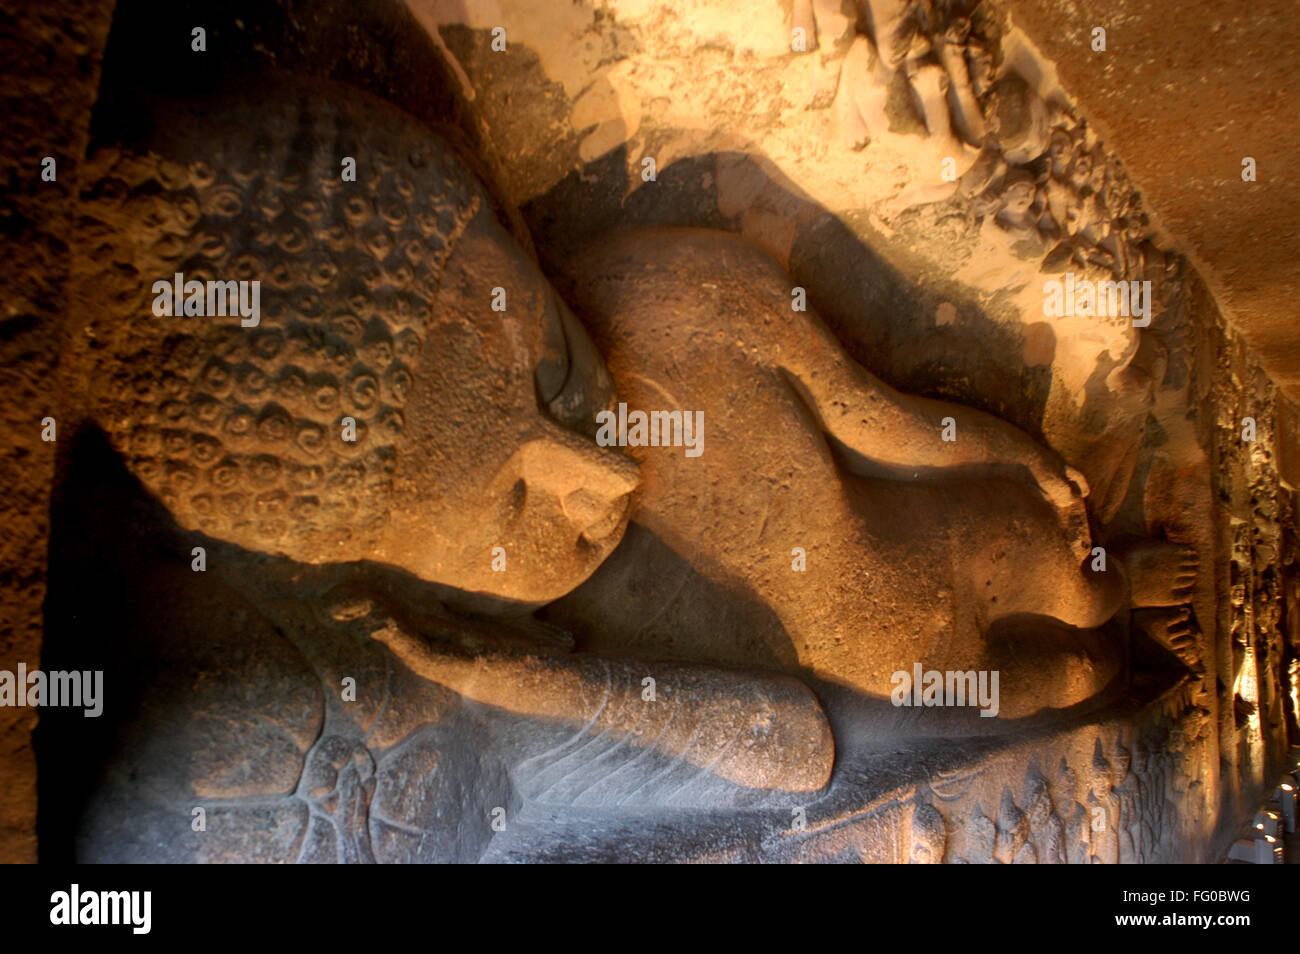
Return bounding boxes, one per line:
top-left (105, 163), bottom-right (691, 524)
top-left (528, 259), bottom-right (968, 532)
top-left (999, 0), bottom-right (1300, 404)
top-left (0, 0), bottom-right (116, 864)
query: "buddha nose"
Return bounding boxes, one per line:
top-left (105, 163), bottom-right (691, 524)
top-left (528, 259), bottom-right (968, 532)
top-left (518, 422), bottom-right (640, 521)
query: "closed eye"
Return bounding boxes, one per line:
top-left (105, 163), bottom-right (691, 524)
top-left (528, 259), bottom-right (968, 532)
top-left (534, 291), bottom-right (616, 440)
top-left (534, 291), bottom-right (570, 406)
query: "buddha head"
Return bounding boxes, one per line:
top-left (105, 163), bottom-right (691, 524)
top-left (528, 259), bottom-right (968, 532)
top-left (84, 77), bottom-right (639, 606)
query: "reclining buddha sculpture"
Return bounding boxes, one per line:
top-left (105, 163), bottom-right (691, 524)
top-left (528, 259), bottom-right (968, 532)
top-left (59, 69), bottom-right (1194, 862)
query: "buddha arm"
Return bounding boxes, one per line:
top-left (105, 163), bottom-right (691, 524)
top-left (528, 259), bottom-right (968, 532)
top-left (369, 620), bottom-right (834, 795)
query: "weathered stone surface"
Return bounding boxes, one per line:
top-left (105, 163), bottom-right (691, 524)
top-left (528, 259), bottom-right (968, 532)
top-left (9, 0), bottom-right (1297, 865)
top-left (999, 0), bottom-right (1300, 402)
top-left (0, 0), bottom-right (116, 864)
